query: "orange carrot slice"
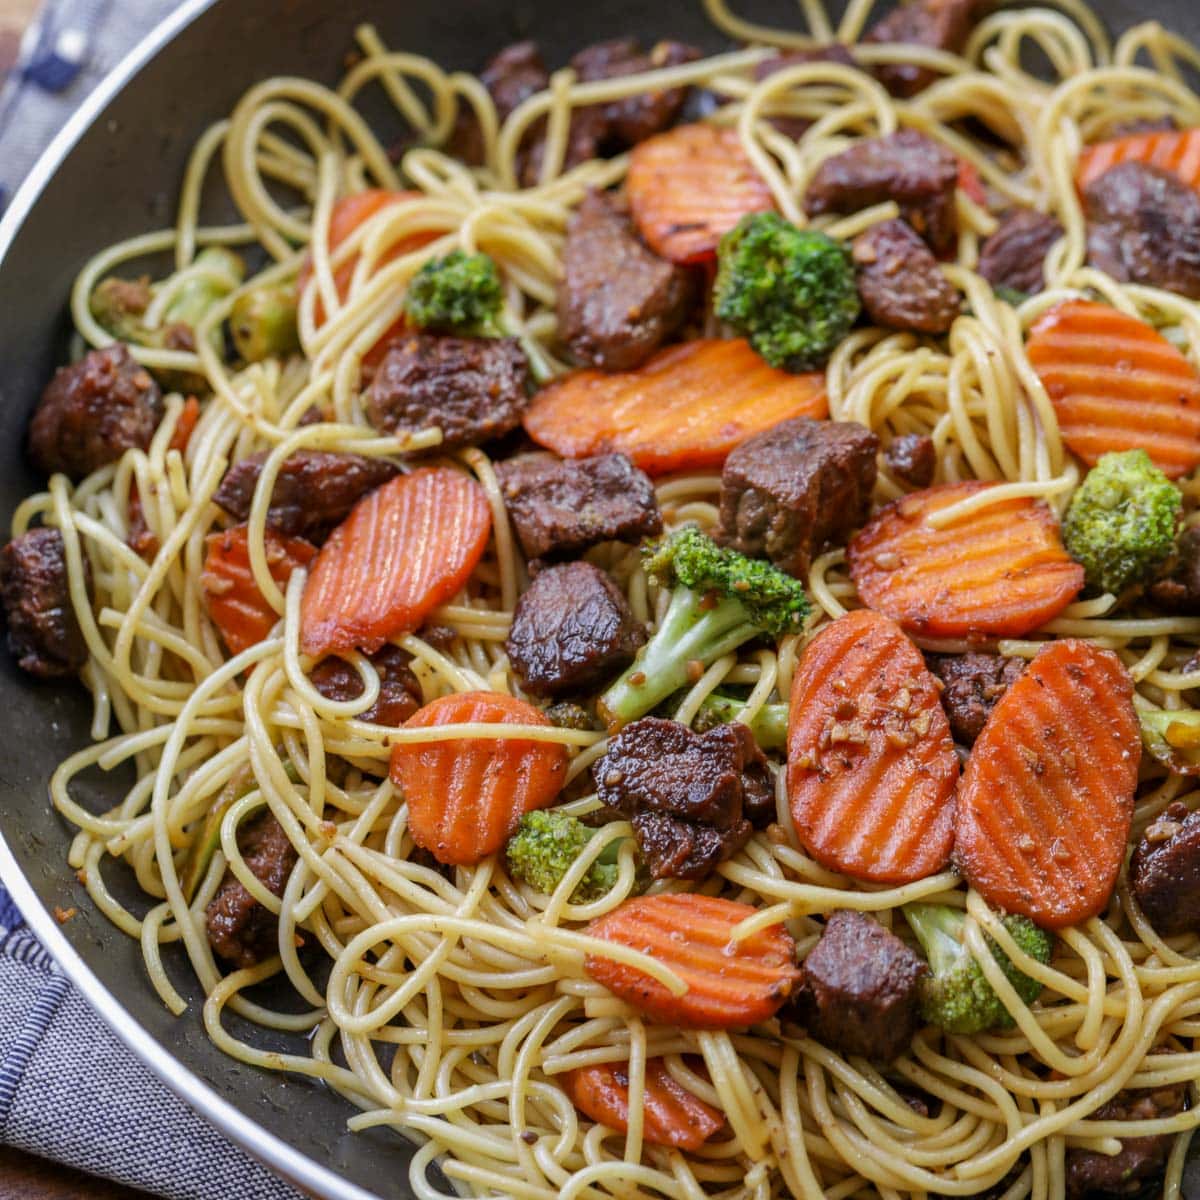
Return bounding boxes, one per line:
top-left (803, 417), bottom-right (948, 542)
top-left (390, 691), bottom-right (568, 866)
top-left (847, 481), bottom-right (1083, 639)
top-left (523, 339), bottom-right (827, 475)
top-left (202, 524), bottom-right (317, 656)
top-left (300, 467), bottom-right (491, 658)
top-left (955, 639), bottom-right (1139, 928)
top-left (1026, 299), bottom-right (1200, 480)
top-left (169, 396), bottom-right (201, 455)
top-left (584, 894), bottom-right (800, 1029)
top-left (1077, 127), bottom-right (1200, 194)
top-left (787, 609), bottom-right (959, 884)
top-left (563, 1058), bottom-right (725, 1150)
top-left (627, 124), bottom-right (776, 264)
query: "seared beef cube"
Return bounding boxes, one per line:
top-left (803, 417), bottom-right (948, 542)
top-left (853, 218), bottom-right (961, 334)
top-left (213, 451), bottom-right (398, 540)
top-left (1065, 1080), bottom-right (1187, 1199)
top-left (593, 718), bottom-right (771, 878)
top-left (309, 644), bottom-right (422, 726)
top-left (447, 41), bottom-right (550, 165)
top-left (496, 452), bottom-right (662, 561)
top-left (29, 344), bottom-right (163, 480)
top-left (806, 130), bottom-right (960, 255)
top-left (205, 810), bottom-right (299, 969)
top-left (788, 909), bottom-right (926, 1061)
top-left (753, 46), bottom-right (860, 140)
top-left (506, 561), bottom-right (644, 696)
top-left (884, 433), bottom-right (936, 487)
top-left (863, 0), bottom-right (977, 98)
top-left (719, 418), bottom-right (879, 579)
top-left (1130, 802), bottom-right (1200, 937)
top-left (0, 528), bottom-right (89, 680)
top-left (365, 334), bottom-right (530, 449)
top-left (1085, 163), bottom-right (1200, 299)
top-left (558, 190), bottom-right (694, 371)
top-left (926, 651), bottom-right (1025, 745)
top-left (1148, 528), bottom-right (1200, 614)
top-left (977, 209), bottom-right (1063, 296)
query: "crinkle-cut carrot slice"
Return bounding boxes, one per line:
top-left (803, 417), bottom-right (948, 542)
top-left (1077, 127), bottom-right (1200, 194)
top-left (847, 481), bottom-right (1084, 639)
top-left (1026, 299), bottom-right (1200, 480)
top-left (523, 338), bottom-right (827, 475)
top-left (787, 608), bottom-right (959, 884)
top-left (955, 639), bottom-right (1139, 929)
top-left (300, 467), bottom-right (491, 658)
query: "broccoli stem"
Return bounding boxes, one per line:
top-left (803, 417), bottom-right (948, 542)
top-left (903, 902), bottom-right (965, 976)
top-left (499, 319), bottom-right (555, 385)
top-left (598, 587), bottom-right (763, 729)
top-left (695, 694), bottom-right (789, 750)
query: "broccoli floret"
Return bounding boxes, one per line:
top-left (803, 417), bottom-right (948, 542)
top-left (904, 903), bottom-right (1053, 1035)
top-left (505, 809), bottom-right (622, 902)
top-left (714, 212), bottom-right (860, 371)
top-left (692, 693), bottom-right (789, 751)
top-left (403, 250), bottom-right (553, 382)
top-left (599, 527), bottom-right (811, 729)
top-left (1062, 450), bottom-right (1181, 596)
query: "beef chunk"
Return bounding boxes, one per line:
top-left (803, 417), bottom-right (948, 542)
top-left (788, 909), bottom-right (926, 1061)
top-left (205, 810), bottom-right (299, 969)
top-left (806, 130), bottom-right (960, 254)
top-left (853, 218), bottom-right (961, 334)
top-left (506, 562), bottom-right (644, 696)
top-left (309, 644), bottom-right (422, 726)
top-left (447, 41), bottom-right (550, 165)
top-left (364, 334), bottom-right (530, 448)
top-left (884, 433), bottom-right (936, 487)
top-left (1130, 802), bottom-right (1200, 937)
top-left (1085, 163), bottom-right (1200, 299)
top-left (977, 208), bottom-right (1063, 295)
top-left (29, 344), bottom-right (164, 480)
top-left (927, 651), bottom-right (1025, 745)
top-left (863, 0), bottom-right (977, 98)
top-left (1148, 528), bottom-right (1200, 614)
top-left (558, 190), bottom-right (694, 371)
top-left (1066, 1080), bottom-right (1188, 1199)
top-left (0, 527), bottom-right (89, 680)
top-left (719, 418), bottom-right (879, 579)
top-left (213, 451), bottom-right (398, 540)
top-left (496, 452), bottom-right (662, 561)
top-left (593, 718), bottom-right (772, 878)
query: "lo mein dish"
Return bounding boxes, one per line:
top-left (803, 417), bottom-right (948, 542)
top-left (7, 0), bottom-right (1200, 1196)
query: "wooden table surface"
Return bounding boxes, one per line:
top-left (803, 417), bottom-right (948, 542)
top-left (1, 8), bottom-right (160, 1195)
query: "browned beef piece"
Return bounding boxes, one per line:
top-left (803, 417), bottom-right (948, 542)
top-left (926, 651), bottom-right (1025, 745)
top-left (364, 334), bottom-right (530, 448)
top-left (557, 190), bottom-right (694, 371)
top-left (205, 810), bottom-right (299, 969)
top-left (788, 909), bottom-right (926, 1061)
top-left (1085, 163), bottom-right (1200, 299)
top-left (28, 344), bottom-right (163, 480)
top-left (213, 451), bottom-right (398, 540)
top-left (593, 718), bottom-right (772, 879)
top-left (977, 209), bottom-right (1063, 295)
top-left (719, 418), bottom-right (879, 579)
top-left (1130, 802), bottom-right (1200, 937)
top-left (496, 452), bottom-right (662, 561)
top-left (506, 562), bottom-right (645, 697)
top-left (806, 130), bottom-right (960, 255)
top-left (1148, 528), bottom-right (1200, 614)
top-left (753, 46), bottom-right (859, 140)
top-left (0, 528), bottom-right (89, 680)
top-left (309, 644), bottom-right (422, 726)
top-left (884, 433), bottom-right (936, 487)
top-left (853, 218), bottom-right (961, 334)
top-left (446, 41), bottom-right (551, 165)
top-left (1065, 1080), bottom-right (1188, 1199)
top-left (862, 0), bottom-right (977, 98)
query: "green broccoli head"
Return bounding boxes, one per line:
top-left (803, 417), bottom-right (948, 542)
top-left (1062, 450), bottom-right (1182, 596)
top-left (714, 212), bottom-right (860, 371)
top-left (904, 903), bottom-right (1053, 1035)
top-left (505, 809), bottom-right (620, 903)
top-left (403, 250), bottom-right (504, 335)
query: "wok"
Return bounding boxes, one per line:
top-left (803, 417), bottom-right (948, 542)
top-left (0, 1), bottom-right (1193, 1196)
